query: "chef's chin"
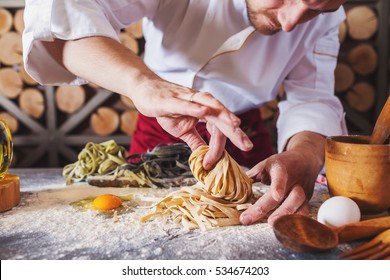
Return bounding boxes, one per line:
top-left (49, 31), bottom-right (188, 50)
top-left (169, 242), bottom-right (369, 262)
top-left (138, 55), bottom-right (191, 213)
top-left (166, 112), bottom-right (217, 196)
top-left (251, 21), bottom-right (281, 35)
top-left (256, 26), bottom-right (281, 35)
top-left (249, 16), bottom-right (282, 35)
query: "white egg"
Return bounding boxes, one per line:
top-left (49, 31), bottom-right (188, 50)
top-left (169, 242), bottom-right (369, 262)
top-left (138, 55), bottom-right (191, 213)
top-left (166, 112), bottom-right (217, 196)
top-left (317, 196), bottom-right (361, 227)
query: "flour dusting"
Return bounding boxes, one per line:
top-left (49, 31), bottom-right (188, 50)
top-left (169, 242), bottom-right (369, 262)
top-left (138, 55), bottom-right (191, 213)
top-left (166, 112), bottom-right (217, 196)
top-left (0, 171), bottom-right (334, 260)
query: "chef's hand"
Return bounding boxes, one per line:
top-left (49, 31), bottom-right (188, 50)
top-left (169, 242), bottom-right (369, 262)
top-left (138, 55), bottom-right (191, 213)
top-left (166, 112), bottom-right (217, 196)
top-left (239, 131), bottom-right (326, 226)
top-left (132, 81), bottom-right (253, 169)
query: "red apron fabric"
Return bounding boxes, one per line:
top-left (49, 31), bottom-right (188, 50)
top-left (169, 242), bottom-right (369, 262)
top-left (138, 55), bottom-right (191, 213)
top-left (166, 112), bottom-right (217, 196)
top-left (129, 109), bottom-right (274, 168)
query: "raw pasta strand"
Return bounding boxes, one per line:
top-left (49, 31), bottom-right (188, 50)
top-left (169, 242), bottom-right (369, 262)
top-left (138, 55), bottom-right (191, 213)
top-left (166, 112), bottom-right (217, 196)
top-left (141, 145), bottom-right (253, 230)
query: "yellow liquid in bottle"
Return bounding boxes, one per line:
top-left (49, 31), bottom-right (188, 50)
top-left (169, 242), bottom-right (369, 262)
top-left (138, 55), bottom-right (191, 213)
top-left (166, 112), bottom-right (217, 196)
top-left (0, 120), bottom-right (13, 180)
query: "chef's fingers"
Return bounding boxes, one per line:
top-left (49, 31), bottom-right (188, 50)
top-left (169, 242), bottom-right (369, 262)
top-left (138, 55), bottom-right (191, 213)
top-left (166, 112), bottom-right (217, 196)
top-left (246, 160), bottom-right (295, 224)
top-left (246, 161), bottom-right (265, 180)
top-left (156, 94), bottom-right (211, 120)
top-left (180, 127), bottom-right (208, 152)
top-left (240, 190), bottom-right (279, 225)
top-left (158, 91), bottom-right (236, 126)
top-left (266, 185), bottom-right (308, 226)
top-left (267, 161), bottom-right (289, 202)
top-left (157, 115), bottom-right (207, 152)
top-left (246, 160), bottom-right (273, 185)
top-left (248, 159), bottom-right (288, 201)
top-left (202, 123), bottom-right (227, 170)
top-left (183, 92), bottom-right (253, 153)
top-left (185, 92), bottom-right (239, 124)
top-left (296, 202), bottom-right (310, 215)
top-left (203, 116), bottom-right (253, 153)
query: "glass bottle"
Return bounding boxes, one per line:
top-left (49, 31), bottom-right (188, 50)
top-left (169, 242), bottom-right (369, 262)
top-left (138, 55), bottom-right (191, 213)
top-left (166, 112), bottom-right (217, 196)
top-left (0, 119), bottom-right (13, 180)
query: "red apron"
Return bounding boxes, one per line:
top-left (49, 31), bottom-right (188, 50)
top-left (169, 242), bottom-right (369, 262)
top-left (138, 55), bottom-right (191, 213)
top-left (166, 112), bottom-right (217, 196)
top-left (129, 109), bottom-right (274, 168)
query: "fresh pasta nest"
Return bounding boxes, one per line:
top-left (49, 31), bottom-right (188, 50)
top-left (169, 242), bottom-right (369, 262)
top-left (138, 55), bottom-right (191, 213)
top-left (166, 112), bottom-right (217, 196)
top-left (141, 145), bottom-right (253, 231)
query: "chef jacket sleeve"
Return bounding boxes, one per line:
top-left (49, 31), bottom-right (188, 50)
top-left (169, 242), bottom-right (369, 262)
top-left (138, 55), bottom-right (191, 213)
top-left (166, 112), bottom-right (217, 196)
top-left (276, 24), bottom-right (348, 152)
top-left (23, 0), bottom-right (158, 86)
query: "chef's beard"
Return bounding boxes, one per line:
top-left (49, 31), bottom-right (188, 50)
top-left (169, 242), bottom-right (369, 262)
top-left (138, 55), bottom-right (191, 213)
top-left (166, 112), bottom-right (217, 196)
top-left (246, 3), bottom-right (282, 35)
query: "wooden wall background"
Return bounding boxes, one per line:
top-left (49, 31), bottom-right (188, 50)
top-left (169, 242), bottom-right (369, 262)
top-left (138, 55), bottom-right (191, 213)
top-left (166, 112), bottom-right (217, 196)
top-left (0, 0), bottom-right (388, 168)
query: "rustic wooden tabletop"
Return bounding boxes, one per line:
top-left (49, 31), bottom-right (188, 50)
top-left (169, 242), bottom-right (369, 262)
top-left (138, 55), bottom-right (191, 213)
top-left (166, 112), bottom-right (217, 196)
top-left (0, 168), bottom-right (380, 260)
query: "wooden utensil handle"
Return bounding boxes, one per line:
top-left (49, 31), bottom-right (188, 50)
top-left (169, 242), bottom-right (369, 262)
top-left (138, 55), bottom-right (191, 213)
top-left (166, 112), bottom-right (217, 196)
top-left (338, 216), bottom-right (390, 243)
top-left (370, 96), bottom-right (390, 144)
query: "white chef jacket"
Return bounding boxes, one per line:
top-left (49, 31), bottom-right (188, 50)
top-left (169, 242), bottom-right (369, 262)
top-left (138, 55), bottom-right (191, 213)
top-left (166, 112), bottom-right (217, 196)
top-left (23, 0), bottom-right (348, 152)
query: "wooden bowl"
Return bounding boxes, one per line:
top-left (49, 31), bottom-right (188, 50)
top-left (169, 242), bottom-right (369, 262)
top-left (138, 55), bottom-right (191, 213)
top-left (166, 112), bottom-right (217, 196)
top-left (325, 135), bottom-right (390, 215)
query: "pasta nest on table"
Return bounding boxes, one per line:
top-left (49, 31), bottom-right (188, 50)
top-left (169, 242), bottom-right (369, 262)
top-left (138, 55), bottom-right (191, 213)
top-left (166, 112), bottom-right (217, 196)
top-left (141, 145), bottom-right (254, 231)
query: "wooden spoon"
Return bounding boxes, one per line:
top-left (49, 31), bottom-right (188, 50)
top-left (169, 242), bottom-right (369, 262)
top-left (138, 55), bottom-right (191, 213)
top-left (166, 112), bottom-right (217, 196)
top-left (370, 95), bottom-right (390, 144)
top-left (273, 214), bottom-right (390, 252)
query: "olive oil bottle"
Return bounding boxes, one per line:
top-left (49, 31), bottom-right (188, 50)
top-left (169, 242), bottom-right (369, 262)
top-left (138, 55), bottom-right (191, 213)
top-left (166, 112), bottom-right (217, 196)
top-left (0, 119), bottom-right (13, 180)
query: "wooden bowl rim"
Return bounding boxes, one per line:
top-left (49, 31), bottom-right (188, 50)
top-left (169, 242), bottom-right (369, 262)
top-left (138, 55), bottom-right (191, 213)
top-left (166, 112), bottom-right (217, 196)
top-left (326, 135), bottom-right (390, 146)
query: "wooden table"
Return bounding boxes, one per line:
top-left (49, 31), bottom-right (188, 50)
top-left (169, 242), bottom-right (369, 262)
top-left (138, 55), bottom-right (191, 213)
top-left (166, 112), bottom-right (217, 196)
top-left (0, 168), bottom-right (378, 260)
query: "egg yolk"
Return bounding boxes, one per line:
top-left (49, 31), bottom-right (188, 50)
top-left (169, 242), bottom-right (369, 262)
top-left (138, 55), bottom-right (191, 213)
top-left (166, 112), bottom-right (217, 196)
top-left (92, 194), bottom-right (122, 210)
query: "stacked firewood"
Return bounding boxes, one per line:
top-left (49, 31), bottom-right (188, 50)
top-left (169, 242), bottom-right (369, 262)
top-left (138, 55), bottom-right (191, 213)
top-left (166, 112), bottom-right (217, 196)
top-left (0, 7), bottom-right (142, 137)
top-left (261, 4), bottom-right (381, 131)
top-left (0, 4), bottom-right (384, 144)
top-left (0, 8), bottom-right (28, 134)
top-left (335, 5), bottom-right (379, 113)
top-left (89, 21), bottom-right (143, 136)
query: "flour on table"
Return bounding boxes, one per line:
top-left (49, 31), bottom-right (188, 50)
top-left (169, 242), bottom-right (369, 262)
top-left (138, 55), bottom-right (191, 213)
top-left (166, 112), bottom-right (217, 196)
top-left (0, 181), bottom-right (330, 260)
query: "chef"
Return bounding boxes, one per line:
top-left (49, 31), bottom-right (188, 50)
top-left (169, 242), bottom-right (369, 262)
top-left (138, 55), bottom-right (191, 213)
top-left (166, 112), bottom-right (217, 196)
top-left (23, 0), bottom-right (348, 226)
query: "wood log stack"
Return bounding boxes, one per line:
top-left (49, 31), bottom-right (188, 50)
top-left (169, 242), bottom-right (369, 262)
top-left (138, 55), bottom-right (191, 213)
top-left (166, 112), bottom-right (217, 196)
top-left (0, 2), bottom-right (387, 167)
top-left (0, 8), bottom-right (143, 142)
top-left (0, 7), bottom-right (30, 134)
top-left (89, 21), bottom-right (142, 136)
top-left (0, 6), bottom-right (144, 167)
top-left (88, 97), bottom-right (138, 137)
top-left (261, 4), bottom-right (381, 115)
top-left (261, 4), bottom-right (381, 127)
top-left (335, 5), bottom-right (379, 115)
top-left (260, 3), bottom-right (383, 140)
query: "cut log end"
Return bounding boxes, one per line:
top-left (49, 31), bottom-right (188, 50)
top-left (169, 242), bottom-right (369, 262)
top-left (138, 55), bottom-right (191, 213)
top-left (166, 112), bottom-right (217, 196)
top-left (339, 21), bottom-right (347, 43)
top-left (119, 32), bottom-right (139, 55)
top-left (55, 85), bottom-right (86, 114)
top-left (0, 112), bottom-right (19, 133)
top-left (347, 44), bottom-right (378, 76)
top-left (120, 95), bottom-right (136, 109)
top-left (0, 32), bottom-right (23, 66)
top-left (346, 6), bottom-right (378, 40)
top-left (0, 68), bottom-right (23, 99)
top-left (19, 63), bottom-right (38, 85)
top-left (124, 20), bottom-right (143, 39)
top-left (346, 82), bottom-right (375, 112)
top-left (0, 8), bottom-right (13, 35)
top-left (90, 107), bottom-right (120, 136)
top-left (259, 99), bottom-right (279, 121)
top-left (120, 110), bottom-right (139, 136)
top-left (334, 63), bottom-right (355, 93)
top-left (19, 88), bottom-right (45, 119)
top-left (13, 9), bottom-right (25, 34)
